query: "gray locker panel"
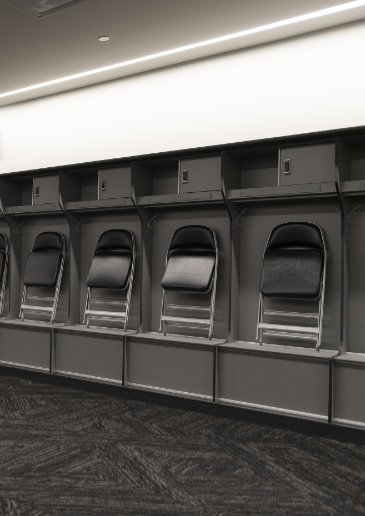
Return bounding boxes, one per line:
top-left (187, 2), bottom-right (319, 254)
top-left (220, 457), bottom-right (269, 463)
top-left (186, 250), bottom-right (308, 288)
top-left (0, 325), bottom-right (50, 371)
top-left (126, 338), bottom-right (214, 398)
top-left (333, 362), bottom-right (365, 426)
top-left (279, 144), bottom-right (335, 185)
top-left (218, 350), bottom-right (330, 419)
top-left (33, 175), bottom-right (60, 205)
top-left (347, 206), bottom-right (365, 353)
top-left (179, 157), bottom-right (221, 193)
top-left (54, 331), bottom-right (123, 382)
top-left (98, 167), bottom-right (132, 199)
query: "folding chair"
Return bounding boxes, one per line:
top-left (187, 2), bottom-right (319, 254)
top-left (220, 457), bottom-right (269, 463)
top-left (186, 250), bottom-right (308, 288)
top-left (20, 232), bottom-right (65, 323)
top-left (256, 222), bottom-right (326, 350)
top-left (160, 225), bottom-right (218, 339)
top-left (84, 229), bottom-right (135, 330)
top-left (0, 234), bottom-right (9, 316)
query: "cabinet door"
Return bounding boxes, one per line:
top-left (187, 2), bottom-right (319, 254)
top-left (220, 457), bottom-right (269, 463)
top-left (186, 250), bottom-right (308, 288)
top-left (279, 144), bottom-right (336, 186)
top-left (33, 176), bottom-right (59, 205)
top-left (98, 167), bottom-right (131, 199)
top-left (179, 157), bottom-right (221, 193)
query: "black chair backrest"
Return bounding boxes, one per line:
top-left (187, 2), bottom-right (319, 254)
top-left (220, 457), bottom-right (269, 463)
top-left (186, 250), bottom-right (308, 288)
top-left (32, 232), bottom-right (64, 252)
top-left (161, 225), bottom-right (216, 293)
top-left (168, 225), bottom-right (216, 256)
top-left (260, 222), bottom-right (324, 299)
top-left (94, 229), bottom-right (133, 255)
top-left (23, 232), bottom-right (64, 288)
top-left (86, 229), bottom-right (134, 290)
top-left (266, 222), bottom-right (324, 251)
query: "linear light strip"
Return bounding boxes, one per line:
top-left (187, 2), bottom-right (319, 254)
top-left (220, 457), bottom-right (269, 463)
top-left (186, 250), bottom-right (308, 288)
top-left (1, 0), bottom-right (365, 100)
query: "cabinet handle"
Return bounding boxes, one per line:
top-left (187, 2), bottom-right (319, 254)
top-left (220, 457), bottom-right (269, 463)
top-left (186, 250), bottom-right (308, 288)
top-left (283, 159), bottom-right (291, 175)
top-left (34, 185), bottom-right (39, 197)
top-left (100, 178), bottom-right (107, 191)
top-left (181, 169), bottom-right (189, 183)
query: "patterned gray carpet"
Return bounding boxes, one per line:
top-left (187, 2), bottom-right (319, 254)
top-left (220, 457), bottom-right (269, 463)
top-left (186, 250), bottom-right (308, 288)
top-left (0, 371), bottom-right (364, 515)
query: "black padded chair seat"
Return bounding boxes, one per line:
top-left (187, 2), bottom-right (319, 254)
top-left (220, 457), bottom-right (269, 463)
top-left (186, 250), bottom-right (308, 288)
top-left (260, 249), bottom-right (323, 299)
top-left (23, 250), bottom-right (63, 287)
top-left (86, 252), bottom-right (132, 290)
top-left (161, 253), bottom-right (215, 292)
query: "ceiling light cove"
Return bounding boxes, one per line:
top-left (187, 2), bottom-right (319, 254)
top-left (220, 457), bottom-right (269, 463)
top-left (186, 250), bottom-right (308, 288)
top-left (1, 0), bottom-right (365, 103)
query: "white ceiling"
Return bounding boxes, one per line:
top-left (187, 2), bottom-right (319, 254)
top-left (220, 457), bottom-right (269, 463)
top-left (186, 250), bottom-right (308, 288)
top-left (1, 0), bottom-right (365, 106)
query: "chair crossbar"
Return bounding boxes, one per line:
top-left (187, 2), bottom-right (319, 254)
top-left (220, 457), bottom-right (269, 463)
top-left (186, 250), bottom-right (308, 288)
top-left (166, 303), bottom-right (210, 312)
top-left (161, 315), bottom-right (210, 326)
top-left (263, 330), bottom-right (318, 341)
top-left (20, 304), bottom-right (54, 313)
top-left (85, 309), bottom-right (126, 318)
top-left (258, 322), bottom-right (318, 334)
top-left (264, 310), bottom-right (319, 319)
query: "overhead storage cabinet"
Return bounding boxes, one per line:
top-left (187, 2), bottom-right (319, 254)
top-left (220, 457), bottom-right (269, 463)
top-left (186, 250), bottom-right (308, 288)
top-left (179, 156), bottom-right (222, 193)
top-left (33, 175), bottom-right (60, 204)
top-left (98, 166), bottom-right (132, 199)
top-left (279, 143), bottom-right (336, 185)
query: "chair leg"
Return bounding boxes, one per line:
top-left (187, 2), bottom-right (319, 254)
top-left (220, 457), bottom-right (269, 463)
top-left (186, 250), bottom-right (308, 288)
top-left (19, 285), bottom-right (27, 321)
top-left (256, 294), bottom-right (263, 345)
top-left (51, 257), bottom-right (64, 323)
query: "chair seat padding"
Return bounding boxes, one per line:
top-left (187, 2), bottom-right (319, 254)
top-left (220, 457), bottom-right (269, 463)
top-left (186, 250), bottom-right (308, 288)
top-left (260, 249), bottom-right (323, 299)
top-left (86, 253), bottom-right (132, 290)
top-left (24, 250), bottom-right (62, 287)
top-left (161, 254), bottom-right (215, 292)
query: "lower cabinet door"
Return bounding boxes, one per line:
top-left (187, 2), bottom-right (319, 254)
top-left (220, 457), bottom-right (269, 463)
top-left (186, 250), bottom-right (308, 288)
top-left (0, 325), bottom-right (51, 372)
top-left (218, 349), bottom-right (331, 421)
top-left (126, 338), bottom-right (215, 400)
top-left (54, 331), bottom-right (124, 384)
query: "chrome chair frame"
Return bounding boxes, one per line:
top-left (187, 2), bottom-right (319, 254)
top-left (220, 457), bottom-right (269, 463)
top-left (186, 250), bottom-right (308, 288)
top-left (159, 226), bottom-right (218, 339)
top-left (0, 235), bottom-right (9, 317)
top-left (256, 223), bottom-right (327, 351)
top-left (20, 234), bottom-right (65, 323)
top-left (83, 232), bottom-right (135, 330)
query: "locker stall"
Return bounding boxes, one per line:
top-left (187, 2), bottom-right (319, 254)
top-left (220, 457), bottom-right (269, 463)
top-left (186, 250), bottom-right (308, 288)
top-left (332, 134), bottom-right (365, 428)
top-left (51, 165), bottom-right (143, 385)
top-left (0, 172), bottom-right (69, 372)
top-left (217, 142), bottom-right (345, 421)
top-left (125, 154), bottom-right (232, 400)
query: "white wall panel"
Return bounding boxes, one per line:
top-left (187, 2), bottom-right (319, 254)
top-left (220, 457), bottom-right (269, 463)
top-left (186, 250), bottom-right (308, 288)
top-left (0, 21), bottom-right (364, 174)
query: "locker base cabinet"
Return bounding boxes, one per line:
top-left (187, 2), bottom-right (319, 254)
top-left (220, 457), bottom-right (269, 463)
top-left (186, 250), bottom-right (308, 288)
top-left (0, 320), bottom-right (51, 372)
top-left (217, 342), bottom-right (337, 421)
top-left (333, 354), bottom-right (365, 429)
top-left (126, 333), bottom-right (224, 400)
top-left (52, 325), bottom-right (131, 385)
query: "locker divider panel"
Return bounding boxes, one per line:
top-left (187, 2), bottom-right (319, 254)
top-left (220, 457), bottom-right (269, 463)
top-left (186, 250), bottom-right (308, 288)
top-left (333, 356), bottom-right (365, 428)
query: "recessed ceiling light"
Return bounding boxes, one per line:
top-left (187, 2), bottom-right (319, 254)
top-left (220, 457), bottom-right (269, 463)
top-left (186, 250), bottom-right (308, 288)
top-left (1, 0), bottom-right (365, 101)
top-left (98, 36), bottom-right (110, 42)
